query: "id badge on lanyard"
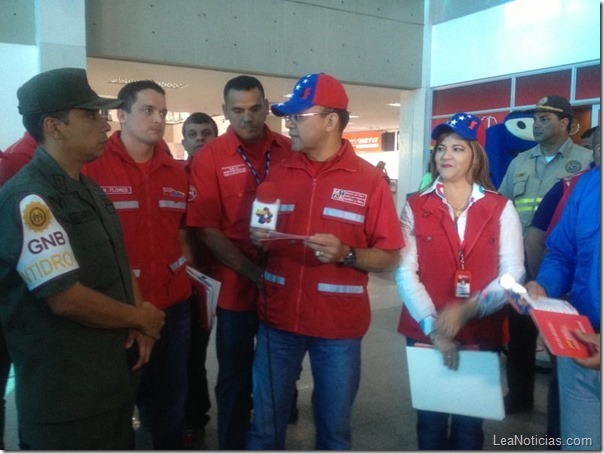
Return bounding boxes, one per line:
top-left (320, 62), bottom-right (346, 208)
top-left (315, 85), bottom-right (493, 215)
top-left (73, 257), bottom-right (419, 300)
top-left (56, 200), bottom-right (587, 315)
top-left (454, 246), bottom-right (471, 298)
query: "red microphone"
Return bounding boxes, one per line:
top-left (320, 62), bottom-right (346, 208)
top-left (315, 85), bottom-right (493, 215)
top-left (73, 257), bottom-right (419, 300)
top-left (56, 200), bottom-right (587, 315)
top-left (250, 181), bottom-right (280, 230)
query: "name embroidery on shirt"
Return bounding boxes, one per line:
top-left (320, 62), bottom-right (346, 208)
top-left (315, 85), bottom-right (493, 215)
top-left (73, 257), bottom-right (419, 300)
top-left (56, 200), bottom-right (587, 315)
top-left (331, 188), bottom-right (368, 207)
top-left (101, 186), bottom-right (132, 195)
top-left (222, 164), bottom-right (247, 177)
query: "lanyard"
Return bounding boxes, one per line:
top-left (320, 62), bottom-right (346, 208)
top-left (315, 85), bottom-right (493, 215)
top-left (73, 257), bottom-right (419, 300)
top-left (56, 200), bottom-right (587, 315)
top-left (458, 246), bottom-right (466, 270)
top-left (236, 146), bottom-right (271, 186)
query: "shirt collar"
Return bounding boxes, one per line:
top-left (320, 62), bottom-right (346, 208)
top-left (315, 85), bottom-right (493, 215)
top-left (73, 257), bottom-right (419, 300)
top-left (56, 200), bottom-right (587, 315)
top-left (422, 176), bottom-right (486, 207)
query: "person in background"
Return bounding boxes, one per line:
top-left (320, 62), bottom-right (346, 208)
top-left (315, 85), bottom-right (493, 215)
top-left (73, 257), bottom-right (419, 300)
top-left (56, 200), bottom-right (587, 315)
top-left (376, 160), bottom-right (391, 184)
top-left (186, 75), bottom-right (292, 449)
top-left (498, 96), bottom-right (592, 414)
top-left (0, 131), bottom-right (37, 186)
top-left (83, 80), bottom-right (193, 449)
top-left (0, 67), bottom-right (164, 449)
top-left (180, 111), bottom-right (218, 448)
top-left (396, 113), bottom-right (525, 449)
top-left (525, 160), bottom-right (600, 451)
top-left (248, 73), bottom-right (403, 449)
top-left (182, 111), bottom-right (219, 162)
top-left (579, 125), bottom-right (597, 150)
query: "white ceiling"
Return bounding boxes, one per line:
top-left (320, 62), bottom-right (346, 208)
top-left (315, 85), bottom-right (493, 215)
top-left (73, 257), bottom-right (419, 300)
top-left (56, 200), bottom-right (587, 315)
top-left (87, 57), bottom-right (405, 132)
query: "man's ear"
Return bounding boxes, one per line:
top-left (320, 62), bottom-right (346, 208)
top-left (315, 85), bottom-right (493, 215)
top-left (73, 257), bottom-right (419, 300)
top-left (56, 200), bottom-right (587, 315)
top-left (222, 104), bottom-right (228, 118)
top-left (43, 116), bottom-right (65, 140)
top-left (324, 112), bottom-right (339, 133)
top-left (116, 108), bottom-right (127, 125)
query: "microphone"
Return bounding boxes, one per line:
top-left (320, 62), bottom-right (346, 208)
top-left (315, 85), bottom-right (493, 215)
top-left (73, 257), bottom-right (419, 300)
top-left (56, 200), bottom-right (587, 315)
top-left (250, 181), bottom-right (280, 231)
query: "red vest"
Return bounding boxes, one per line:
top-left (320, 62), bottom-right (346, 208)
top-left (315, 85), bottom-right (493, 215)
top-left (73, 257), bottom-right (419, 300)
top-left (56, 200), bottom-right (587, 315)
top-left (397, 190), bottom-right (509, 346)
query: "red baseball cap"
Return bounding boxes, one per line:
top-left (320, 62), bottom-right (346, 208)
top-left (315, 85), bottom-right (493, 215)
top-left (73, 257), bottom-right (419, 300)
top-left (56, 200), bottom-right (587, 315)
top-left (271, 73), bottom-right (349, 116)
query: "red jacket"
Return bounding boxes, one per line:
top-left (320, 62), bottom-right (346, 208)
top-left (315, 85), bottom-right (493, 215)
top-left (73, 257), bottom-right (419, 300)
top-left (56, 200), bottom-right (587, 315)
top-left (397, 190), bottom-right (508, 346)
top-left (83, 132), bottom-right (191, 309)
top-left (260, 141), bottom-right (404, 338)
top-left (0, 132), bottom-right (37, 186)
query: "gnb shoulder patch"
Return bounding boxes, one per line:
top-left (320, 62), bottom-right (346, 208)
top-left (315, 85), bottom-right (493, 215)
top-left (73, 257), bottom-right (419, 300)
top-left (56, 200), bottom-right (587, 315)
top-left (16, 195), bottom-right (79, 291)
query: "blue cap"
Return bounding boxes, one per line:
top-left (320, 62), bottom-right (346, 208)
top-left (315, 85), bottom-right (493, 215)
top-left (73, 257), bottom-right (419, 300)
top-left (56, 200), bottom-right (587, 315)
top-left (431, 113), bottom-right (481, 141)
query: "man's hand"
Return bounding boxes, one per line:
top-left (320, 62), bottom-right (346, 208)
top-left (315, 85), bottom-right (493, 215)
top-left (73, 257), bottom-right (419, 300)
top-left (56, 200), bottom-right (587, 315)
top-left (573, 332), bottom-right (601, 370)
top-left (435, 299), bottom-right (479, 339)
top-left (125, 330), bottom-right (156, 370)
top-left (305, 233), bottom-right (345, 263)
top-left (250, 227), bottom-right (270, 249)
top-left (429, 332), bottom-right (459, 370)
top-left (525, 280), bottom-right (548, 299)
top-left (138, 302), bottom-right (165, 339)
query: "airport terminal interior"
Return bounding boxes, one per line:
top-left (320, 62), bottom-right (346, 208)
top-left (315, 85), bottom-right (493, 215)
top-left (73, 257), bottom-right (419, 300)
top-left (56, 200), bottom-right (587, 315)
top-left (0, 0), bottom-right (600, 450)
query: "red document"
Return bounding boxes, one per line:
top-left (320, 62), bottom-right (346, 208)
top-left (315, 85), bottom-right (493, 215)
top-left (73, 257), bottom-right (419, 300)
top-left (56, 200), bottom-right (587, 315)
top-left (530, 310), bottom-right (595, 358)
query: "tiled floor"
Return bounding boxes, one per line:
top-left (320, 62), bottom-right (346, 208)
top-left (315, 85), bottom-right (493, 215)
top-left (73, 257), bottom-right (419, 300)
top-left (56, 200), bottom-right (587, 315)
top-left (4, 272), bottom-right (552, 450)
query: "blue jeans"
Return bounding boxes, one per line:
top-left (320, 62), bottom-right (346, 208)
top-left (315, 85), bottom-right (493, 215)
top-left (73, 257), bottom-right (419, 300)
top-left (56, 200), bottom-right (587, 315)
top-left (137, 298), bottom-right (191, 449)
top-left (557, 357), bottom-right (600, 450)
top-left (406, 338), bottom-right (484, 450)
top-left (246, 324), bottom-right (361, 450)
top-left (215, 307), bottom-right (258, 449)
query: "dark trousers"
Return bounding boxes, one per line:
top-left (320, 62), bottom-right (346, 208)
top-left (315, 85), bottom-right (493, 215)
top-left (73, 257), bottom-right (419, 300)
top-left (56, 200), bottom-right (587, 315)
top-left (137, 299), bottom-right (191, 449)
top-left (185, 300), bottom-right (212, 428)
top-left (505, 308), bottom-right (538, 405)
top-left (215, 307), bottom-right (258, 450)
top-left (0, 331), bottom-right (10, 450)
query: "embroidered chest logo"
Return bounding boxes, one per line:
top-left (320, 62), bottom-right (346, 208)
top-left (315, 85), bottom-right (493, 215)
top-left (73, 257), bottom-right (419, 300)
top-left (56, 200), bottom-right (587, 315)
top-left (565, 160), bottom-right (582, 173)
top-left (222, 164), bottom-right (247, 177)
top-left (331, 188), bottom-right (367, 207)
top-left (101, 186), bottom-right (132, 195)
top-left (163, 187), bottom-right (186, 198)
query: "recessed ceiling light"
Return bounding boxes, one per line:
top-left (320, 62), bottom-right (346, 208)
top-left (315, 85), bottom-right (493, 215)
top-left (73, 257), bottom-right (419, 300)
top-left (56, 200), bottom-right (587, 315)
top-left (387, 102), bottom-right (401, 107)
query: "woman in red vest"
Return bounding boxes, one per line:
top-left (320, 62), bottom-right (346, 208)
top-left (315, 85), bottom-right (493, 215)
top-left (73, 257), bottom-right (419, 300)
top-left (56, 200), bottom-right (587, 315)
top-left (395, 113), bottom-right (525, 450)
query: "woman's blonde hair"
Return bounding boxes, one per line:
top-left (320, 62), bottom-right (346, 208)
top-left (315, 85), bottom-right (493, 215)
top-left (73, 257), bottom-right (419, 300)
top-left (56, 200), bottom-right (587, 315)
top-left (429, 131), bottom-right (495, 191)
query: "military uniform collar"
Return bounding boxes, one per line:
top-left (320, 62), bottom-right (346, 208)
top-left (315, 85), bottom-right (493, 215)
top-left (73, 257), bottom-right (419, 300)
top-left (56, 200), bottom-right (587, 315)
top-left (31, 147), bottom-right (84, 193)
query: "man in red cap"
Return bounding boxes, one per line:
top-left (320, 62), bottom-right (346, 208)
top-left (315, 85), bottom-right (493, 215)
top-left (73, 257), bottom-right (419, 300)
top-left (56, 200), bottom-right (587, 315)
top-left (248, 73), bottom-right (404, 449)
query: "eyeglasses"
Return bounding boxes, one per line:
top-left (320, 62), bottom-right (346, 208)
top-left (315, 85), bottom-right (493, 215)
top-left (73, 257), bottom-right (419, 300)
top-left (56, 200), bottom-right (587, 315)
top-left (284, 111), bottom-right (334, 124)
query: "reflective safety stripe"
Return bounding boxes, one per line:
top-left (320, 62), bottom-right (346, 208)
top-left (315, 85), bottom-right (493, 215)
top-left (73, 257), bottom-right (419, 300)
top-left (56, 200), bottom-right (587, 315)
top-left (159, 200), bottom-right (186, 210)
top-left (169, 256), bottom-right (187, 272)
top-left (132, 269), bottom-right (141, 278)
top-left (280, 204), bottom-right (295, 213)
top-left (515, 197), bottom-right (543, 213)
top-left (113, 201), bottom-right (139, 210)
top-left (317, 283), bottom-right (364, 294)
top-left (322, 207), bottom-right (364, 224)
top-left (263, 271), bottom-right (285, 285)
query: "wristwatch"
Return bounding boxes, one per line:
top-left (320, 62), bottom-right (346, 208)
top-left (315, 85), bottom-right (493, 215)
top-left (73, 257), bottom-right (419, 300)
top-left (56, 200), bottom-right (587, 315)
top-left (342, 246), bottom-right (357, 266)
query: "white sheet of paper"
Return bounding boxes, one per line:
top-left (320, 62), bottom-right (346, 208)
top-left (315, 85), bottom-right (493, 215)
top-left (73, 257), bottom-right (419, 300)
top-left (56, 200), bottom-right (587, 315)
top-left (406, 346), bottom-right (505, 421)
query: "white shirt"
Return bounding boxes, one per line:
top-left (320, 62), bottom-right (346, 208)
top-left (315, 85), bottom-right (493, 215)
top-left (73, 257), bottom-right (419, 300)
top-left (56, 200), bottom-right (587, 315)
top-left (395, 178), bottom-right (525, 336)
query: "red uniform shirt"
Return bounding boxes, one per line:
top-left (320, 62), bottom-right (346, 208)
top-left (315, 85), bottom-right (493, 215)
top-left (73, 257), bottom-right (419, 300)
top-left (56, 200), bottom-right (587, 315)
top-left (259, 141), bottom-right (404, 338)
top-left (186, 125), bottom-right (292, 311)
top-left (83, 131), bottom-right (191, 309)
top-left (0, 132), bottom-right (37, 186)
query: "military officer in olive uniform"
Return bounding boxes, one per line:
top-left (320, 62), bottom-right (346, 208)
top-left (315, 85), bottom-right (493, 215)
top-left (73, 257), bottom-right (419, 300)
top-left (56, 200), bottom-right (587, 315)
top-left (0, 68), bottom-right (165, 449)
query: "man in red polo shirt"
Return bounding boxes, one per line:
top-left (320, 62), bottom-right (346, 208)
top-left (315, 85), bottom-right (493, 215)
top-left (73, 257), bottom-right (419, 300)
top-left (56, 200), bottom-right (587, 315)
top-left (186, 75), bottom-right (292, 450)
top-left (83, 80), bottom-right (192, 450)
